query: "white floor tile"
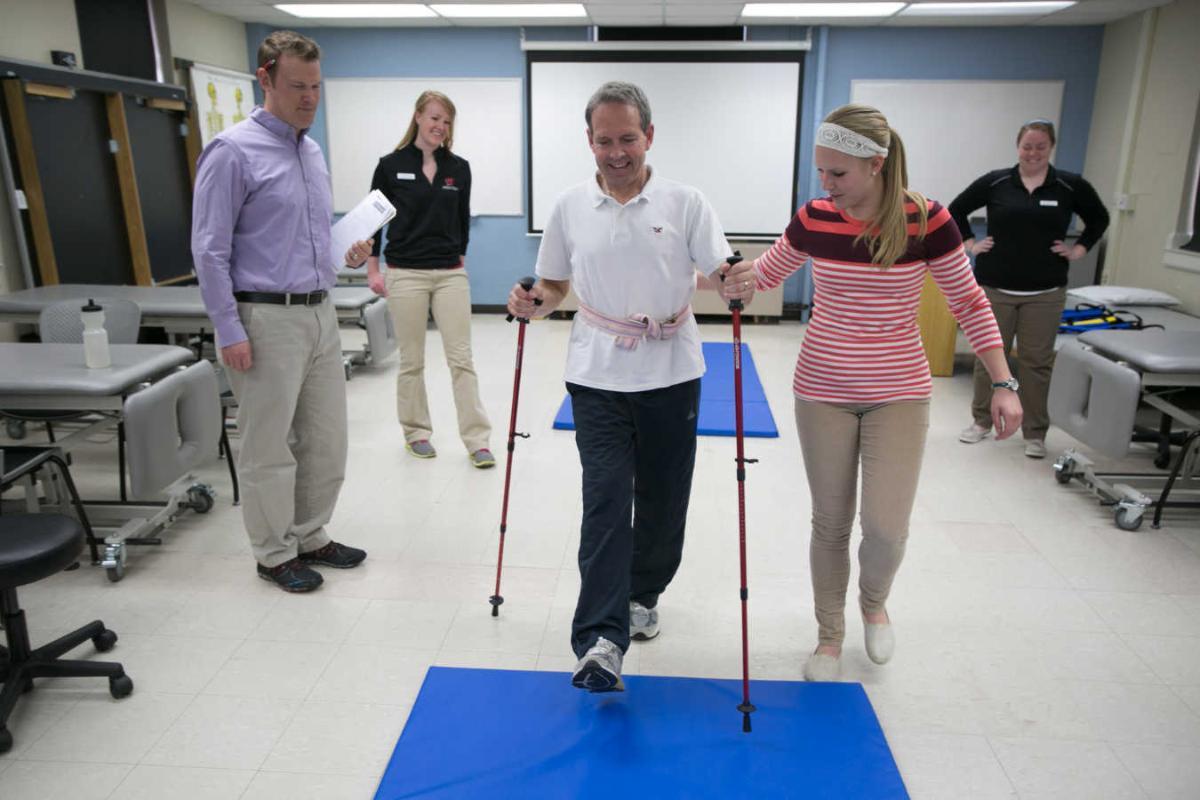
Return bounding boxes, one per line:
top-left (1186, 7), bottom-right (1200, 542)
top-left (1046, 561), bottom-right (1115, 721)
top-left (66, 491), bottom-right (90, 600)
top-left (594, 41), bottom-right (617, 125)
top-left (108, 765), bottom-right (255, 800)
top-left (21, 691), bottom-right (192, 764)
top-left (200, 639), bottom-right (338, 699)
top-left (346, 598), bottom-right (457, 649)
top-left (887, 731), bottom-right (1016, 799)
top-left (241, 771), bottom-right (380, 799)
top-left (261, 701), bottom-right (408, 776)
top-left (248, 595), bottom-right (370, 644)
top-left (309, 644), bottom-right (436, 706)
top-left (143, 694), bottom-right (301, 770)
top-left (0, 760), bottom-right (132, 800)
top-left (1120, 634), bottom-right (1200, 686)
top-left (989, 737), bottom-right (1146, 800)
top-left (1111, 743), bottom-right (1200, 800)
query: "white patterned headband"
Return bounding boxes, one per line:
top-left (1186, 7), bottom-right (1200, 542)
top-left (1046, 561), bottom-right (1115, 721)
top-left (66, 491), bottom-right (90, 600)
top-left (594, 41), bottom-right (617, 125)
top-left (816, 122), bottom-right (889, 159)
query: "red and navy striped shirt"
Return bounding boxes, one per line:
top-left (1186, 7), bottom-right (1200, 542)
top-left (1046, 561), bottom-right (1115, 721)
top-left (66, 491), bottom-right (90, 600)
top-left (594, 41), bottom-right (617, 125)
top-left (756, 197), bottom-right (1003, 404)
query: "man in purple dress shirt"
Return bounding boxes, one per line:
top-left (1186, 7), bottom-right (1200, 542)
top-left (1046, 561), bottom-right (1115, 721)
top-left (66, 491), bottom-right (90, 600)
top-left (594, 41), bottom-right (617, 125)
top-left (192, 31), bottom-right (372, 592)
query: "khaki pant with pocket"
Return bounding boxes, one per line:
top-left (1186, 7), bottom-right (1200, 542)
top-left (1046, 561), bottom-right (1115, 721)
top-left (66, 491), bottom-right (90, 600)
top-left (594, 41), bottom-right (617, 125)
top-left (225, 299), bottom-right (347, 568)
top-left (385, 267), bottom-right (490, 453)
top-left (971, 286), bottom-right (1066, 441)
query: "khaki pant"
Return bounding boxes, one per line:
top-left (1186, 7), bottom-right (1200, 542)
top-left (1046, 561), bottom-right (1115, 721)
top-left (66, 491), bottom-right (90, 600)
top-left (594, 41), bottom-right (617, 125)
top-left (971, 286), bottom-right (1066, 441)
top-left (385, 268), bottom-right (490, 453)
top-left (794, 398), bottom-right (929, 647)
top-left (226, 299), bottom-right (347, 568)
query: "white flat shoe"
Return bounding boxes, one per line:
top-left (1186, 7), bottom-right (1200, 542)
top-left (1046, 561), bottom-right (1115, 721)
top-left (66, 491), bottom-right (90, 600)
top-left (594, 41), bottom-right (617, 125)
top-left (803, 651), bottom-right (841, 682)
top-left (864, 622), bottom-right (895, 665)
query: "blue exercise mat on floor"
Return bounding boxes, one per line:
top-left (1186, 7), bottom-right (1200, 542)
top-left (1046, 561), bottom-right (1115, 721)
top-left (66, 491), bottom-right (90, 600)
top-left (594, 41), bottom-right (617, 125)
top-left (552, 341), bottom-right (779, 438)
top-left (374, 667), bottom-right (908, 800)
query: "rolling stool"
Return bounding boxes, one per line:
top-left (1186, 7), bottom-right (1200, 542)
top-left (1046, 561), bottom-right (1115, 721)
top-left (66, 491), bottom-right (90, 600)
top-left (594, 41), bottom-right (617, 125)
top-left (0, 514), bottom-right (133, 753)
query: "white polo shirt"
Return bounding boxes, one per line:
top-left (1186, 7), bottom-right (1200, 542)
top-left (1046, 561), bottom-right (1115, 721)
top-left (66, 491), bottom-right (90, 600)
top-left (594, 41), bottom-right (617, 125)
top-left (536, 169), bottom-right (731, 392)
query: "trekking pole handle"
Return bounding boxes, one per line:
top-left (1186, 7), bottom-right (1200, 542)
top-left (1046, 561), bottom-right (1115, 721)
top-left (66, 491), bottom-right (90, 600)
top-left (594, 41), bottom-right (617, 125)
top-left (719, 251), bottom-right (745, 312)
top-left (506, 276), bottom-right (543, 323)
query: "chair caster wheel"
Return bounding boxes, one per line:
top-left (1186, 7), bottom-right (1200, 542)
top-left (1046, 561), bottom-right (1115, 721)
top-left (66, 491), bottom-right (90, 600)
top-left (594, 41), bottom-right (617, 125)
top-left (93, 629), bottom-right (118, 652)
top-left (109, 674), bottom-right (134, 699)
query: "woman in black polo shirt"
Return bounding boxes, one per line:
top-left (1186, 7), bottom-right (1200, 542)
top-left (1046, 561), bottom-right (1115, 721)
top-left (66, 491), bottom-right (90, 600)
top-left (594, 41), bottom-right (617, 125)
top-left (366, 90), bottom-right (493, 467)
top-left (949, 119), bottom-right (1109, 459)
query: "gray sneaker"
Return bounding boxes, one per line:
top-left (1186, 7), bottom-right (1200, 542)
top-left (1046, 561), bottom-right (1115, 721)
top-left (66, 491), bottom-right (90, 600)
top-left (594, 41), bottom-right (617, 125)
top-left (1024, 439), bottom-right (1047, 459)
top-left (406, 439), bottom-right (436, 459)
top-left (571, 636), bottom-right (624, 693)
top-left (630, 601), bottom-right (660, 641)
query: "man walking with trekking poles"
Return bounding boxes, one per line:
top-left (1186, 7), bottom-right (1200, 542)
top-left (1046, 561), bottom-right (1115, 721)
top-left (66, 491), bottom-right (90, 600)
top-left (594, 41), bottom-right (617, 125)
top-left (506, 81), bottom-right (736, 693)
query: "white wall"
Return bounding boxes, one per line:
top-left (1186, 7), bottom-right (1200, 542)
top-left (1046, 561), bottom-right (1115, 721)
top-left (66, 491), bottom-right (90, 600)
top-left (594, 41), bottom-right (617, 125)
top-left (1087, 0), bottom-right (1200, 313)
top-left (165, 0), bottom-right (248, 78)
top-left (1081, 13), bottom-right (1143, 219)
top-left (0, 0), bottom-right (83, 67)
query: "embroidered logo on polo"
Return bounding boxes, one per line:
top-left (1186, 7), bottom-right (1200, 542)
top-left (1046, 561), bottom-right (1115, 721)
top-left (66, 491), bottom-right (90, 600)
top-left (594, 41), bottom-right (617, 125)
top-left (442, 177), bottom-right (459, 191)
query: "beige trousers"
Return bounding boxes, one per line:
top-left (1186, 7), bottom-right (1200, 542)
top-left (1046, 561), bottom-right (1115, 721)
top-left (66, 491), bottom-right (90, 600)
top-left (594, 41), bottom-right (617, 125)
top-left (225, 299), bottom-right (347, 568)
top-left (384, 267), bottom-right (490, 453)
top-left (971, 286), bottom-right (1066, 441)
top-left (794, 398), bottom-right (930, 646)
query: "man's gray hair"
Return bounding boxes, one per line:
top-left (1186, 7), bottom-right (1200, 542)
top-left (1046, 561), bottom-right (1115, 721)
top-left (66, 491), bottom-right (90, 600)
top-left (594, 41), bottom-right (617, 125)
top-left (585, 81), bottom-right (652, 133)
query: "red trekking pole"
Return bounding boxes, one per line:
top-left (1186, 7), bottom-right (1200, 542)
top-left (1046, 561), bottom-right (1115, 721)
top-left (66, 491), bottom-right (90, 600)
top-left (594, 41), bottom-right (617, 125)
top-left (721, 252), bottom-right (758, 733)
top-left (490, 277), bottom-right (541, 617)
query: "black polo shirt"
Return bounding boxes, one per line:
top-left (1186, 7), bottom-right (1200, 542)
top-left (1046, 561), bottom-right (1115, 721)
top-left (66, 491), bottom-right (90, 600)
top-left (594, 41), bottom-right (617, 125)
top-left (369, 143), bottom-right (471, 269)
top-left (948, 164), bottom-right (1109, 291)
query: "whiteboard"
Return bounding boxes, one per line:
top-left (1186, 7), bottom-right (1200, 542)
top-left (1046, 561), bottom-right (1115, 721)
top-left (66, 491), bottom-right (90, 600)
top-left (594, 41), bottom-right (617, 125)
top-left (324, 78), bottom-right (523, 216)
top-left (529, 58), bottom-right (802, 237)
top-left (189, 62), bottom-right (256, 150)
top-left (850, 80), bottom-right (1064, 210)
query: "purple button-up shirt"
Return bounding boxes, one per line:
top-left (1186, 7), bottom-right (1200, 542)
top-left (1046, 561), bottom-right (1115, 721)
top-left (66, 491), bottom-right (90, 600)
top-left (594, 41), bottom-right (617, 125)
top-left (191, 107), bottom-right (335, 347)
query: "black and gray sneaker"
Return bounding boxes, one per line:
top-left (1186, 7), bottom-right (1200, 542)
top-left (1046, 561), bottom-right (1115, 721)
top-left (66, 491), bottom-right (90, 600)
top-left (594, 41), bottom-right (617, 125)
top-left (571, 637), bottom-right (625, 693)
top-left (298, 541), bottom-right (367, 569)
top-left (257, 559), bottom-right (323, 592)
top-left (630, 600), bottom-right (660, 641)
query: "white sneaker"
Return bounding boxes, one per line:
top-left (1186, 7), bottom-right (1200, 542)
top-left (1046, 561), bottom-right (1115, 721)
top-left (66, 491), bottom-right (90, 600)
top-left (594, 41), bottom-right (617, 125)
top-left (803, 650), bottom-right (841, 682)
top-left (1024, 439), bottom-right (1047, 459)
top-left (958, 424), bottom-right (991, 444)
top-left (629, 601), bottom-right (660, 641)
top-left (571, 637), bottom-right (625, 693)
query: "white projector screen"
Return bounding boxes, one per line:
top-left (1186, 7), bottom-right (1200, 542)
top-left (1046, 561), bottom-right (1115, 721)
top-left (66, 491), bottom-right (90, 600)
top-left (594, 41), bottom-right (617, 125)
top-left (850, 80), bottom-right (1064, 212)
top-left (325, 78), bottom-right (523, 216)
top-left (528, 56), bottom-right (802, 237)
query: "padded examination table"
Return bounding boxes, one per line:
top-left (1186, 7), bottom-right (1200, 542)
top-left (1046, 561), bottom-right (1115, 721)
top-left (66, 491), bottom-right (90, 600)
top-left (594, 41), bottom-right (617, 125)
top-left (1049, 330), bottom-right (1200, 530)
top-left (0, 284), bottom-right (394, 375)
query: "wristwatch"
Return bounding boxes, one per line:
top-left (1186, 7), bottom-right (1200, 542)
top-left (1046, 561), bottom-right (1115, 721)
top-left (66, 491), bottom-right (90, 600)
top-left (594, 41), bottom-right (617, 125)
top-left (991, 377), bottom-right (1020, 392)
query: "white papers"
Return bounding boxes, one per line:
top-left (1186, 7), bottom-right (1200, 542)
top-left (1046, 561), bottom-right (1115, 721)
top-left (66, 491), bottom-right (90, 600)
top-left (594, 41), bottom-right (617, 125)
top-left (331, 189), bottom-right (396, 270)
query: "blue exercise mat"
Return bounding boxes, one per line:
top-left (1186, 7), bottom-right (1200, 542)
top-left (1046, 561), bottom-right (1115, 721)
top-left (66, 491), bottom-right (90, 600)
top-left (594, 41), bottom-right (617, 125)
top-left (374, 667), bottom-right (908, 799)
top-left (553, 342), bottom-right (779, 438)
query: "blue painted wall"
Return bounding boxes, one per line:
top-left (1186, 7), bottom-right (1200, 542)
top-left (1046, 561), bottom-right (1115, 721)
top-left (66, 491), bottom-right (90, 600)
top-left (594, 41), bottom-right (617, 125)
top-left (247, 23), bottom-right (1104, 307)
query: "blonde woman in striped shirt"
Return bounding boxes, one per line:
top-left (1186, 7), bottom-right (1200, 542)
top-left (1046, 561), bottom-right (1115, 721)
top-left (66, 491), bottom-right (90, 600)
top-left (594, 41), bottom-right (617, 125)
top-left (722, 104), bottom-right (1022, 682)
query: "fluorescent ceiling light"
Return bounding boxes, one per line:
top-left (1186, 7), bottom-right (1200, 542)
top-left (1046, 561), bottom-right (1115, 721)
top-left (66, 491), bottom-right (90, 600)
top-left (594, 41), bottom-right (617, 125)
top-left (430, 3), bottom-right (587, 18)
top-left (743, 3), bottom-right (906, 17)
top-left (275, 4), bottom-right (437, 18)
top-left (900, 1), bottom-right (1075, 15)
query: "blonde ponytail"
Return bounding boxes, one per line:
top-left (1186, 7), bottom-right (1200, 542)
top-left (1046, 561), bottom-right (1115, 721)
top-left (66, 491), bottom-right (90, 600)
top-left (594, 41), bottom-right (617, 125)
top-left (822, 105), bottom-right (928, 269)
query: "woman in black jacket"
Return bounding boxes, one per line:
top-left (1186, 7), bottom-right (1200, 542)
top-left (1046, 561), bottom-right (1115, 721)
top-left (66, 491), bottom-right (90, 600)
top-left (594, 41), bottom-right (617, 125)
top-left (949, 119), bottom-right (1109, 459)
top-left (366, 91), bottom-right (493, 467)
